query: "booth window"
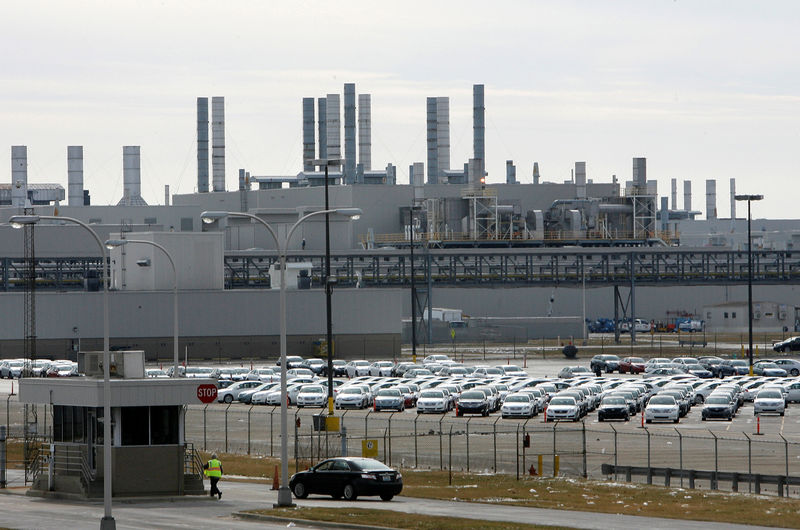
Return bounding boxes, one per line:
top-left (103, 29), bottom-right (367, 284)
top-left (52, 406), bottom-right (87, 443)
top-left (150, 406), bottom-right (179, 445)
top-left (121, 407), bottom-right (150, 445)
top-left (121, 406), bottom-right (180, 445)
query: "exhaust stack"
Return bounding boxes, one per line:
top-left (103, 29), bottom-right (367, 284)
top-left (197, 97), bottom-right (209, 193)
top-left (11, 145), bottom-right (27, 208)
top-left (211, 96), bottom-right (225, 192)
top-left (67, 146), bottom-right (84, 206)
top-left (118, 146), bottom-right (148, 206)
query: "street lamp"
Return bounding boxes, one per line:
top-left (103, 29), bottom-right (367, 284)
top-left (105, 239), bottom-right (179, 379)
top-left (312, 158), bottom-right (342, 415)
top-left (10, 214), bottom-right (115, 530)
top-left (200, 207), bottom-right (361, 507)
top-left (734, 194), bottom-right (764, 376)
top-left (408, 205), bottom-right (423, 363)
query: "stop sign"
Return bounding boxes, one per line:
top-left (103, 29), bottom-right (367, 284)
top-left (197, 384), bottom-right (218, 404)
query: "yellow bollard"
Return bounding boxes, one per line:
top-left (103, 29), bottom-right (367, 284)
top-left (553, 455), bottom-right (560, 477)
top-left (538, 454), bottom-right (543, 476)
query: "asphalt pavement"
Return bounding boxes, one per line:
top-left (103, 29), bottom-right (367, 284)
top-left (0, 470), bottom-right (786, 530)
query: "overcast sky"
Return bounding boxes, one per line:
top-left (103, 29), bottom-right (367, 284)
top-left (2, 0), bottom-right (798, 218)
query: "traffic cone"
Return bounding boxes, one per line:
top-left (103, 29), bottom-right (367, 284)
top-left (271, 465), bottom-right (279, 490)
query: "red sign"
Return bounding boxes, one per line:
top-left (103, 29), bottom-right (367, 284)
top-left (197, 384), bottom-right (218, 404)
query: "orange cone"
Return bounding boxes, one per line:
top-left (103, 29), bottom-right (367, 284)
top-left (271, 465), bottom-right (279, 490)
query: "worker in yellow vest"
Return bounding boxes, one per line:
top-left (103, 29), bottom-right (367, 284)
top-left (204, 453), bottom-right (224, 499)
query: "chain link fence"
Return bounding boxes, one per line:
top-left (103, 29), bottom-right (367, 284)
top-left (5, 399), bottom-right (800, 497)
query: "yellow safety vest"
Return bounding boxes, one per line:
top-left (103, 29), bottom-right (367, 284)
top-left (205, 458), bottom-right (222, 478)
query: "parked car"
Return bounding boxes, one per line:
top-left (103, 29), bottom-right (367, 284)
top-left (346, 360), bottom-right (372, 378)
top-left (753, 388), bottom-right (786, 416)
top-left (247, 367), bottom-right (280, 383)
top-left (1, 359), bottom-right (26, 378)
top-left (597, 395), bottom-right (630, 422)
top-left (145, 368), bottom-right (169, 378)
top-left (217, 380), bottom-right (264, 403)
top-left (618, 357), bottom-right (646, 374)
top-left (678, 319), bottom-right (704, 332)
top-left (335, 386), bottom-right (370, 409)
top-left (321, 359), bottom-right (348, 377)
top-left (701, 395), bottom-right (735, 421)
top-left (753, 362), bottom-right (788, 377)
top-left (773, 336), bottom-right (800, 353)
top-left (771, 359), bottom-right (800, 377)
top-left (545, 396), bottom-right (580, 421)
top-left (590, 355), bottom-right (620, 374)
top-left (644, 395), bottom-right (680, 423)
top-left (619, 319), bottom-right (651, 333)
top-left (238, 382), bottom-right (279, 404)
top-left (416, 389), bottom-right (450, 414)
top-left (373, 388), bottom-right (405, 412)
top-left (277, 356), bottom-right (305, 369)
top-left (500, 393), bottom-right (536, 419)
top-left (301, 358), bottom-right (326, 375)
top-left (558, 366), bottom-right (593, 379)
top-left (296, 384), bottom-right (328, 408)
top-left (369, 361), bottom-right (395, 377)
top-left (289, 457), bottom-right (402, 501)
top-left (684, 363), bottom-right (713, 378)
top-left (722, 359), bottom-right (750, 376)
top-left (456, 390), bottom-right (490, 416)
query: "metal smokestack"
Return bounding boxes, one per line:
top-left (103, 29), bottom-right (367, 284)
top-left (437, 97), bottom-right (450, 184)
top-left (473, 84), bottom-right (485, 165)
top-left (211, 96), bottom-right (225, 192)
top-left (358, 94), bottom-right (371, 174)
top-left (683, 180), bottom-right (692, 212)
top-left (506, 160), bottom-right (516, 184)
top-left (164, 184), bottom-right (170, 206)
top-left (197, 97), bottom-right (209, 193)
top-left (533, 162), bottom-right (540, 184)
top-left (671, 178), bottom-right (677, 210)
top-left (325, 93), bottom-right (341, 170)
top-left (575, 161), bottom-right (586, 198)
top-left (317, 97), bottom-right (327, 161)
top-left (67, 145), bottom-right (84, 206)
top-left (302, 97), bottom-right (315, 172)
top-left (706, 179), bottom-right (717, 220)
top-left (730, 178), bottom-right (736, 219)
top-left (426, 97), bottom-right (438, 184)
top-left (632, 157), bottom-right (646, 190)
top-left (11, 145), bottom-right (27, 208)
top-left (118, 146), bottom-right (148, 206)
top-left (343, 83), bottom-right (356, 184)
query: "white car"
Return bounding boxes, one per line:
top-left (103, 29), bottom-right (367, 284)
top-left (296, 384), bottom-right (327, 408)
top-left (416, 389), bottom-right (450, 414)
top-left (217, 380), bottom-right (264, 403)
top-left (369, 361), bottom-right (395, 377)
top-left (753, 388), bottom-right (786, 416)
top-left (286, 368), bottom-right (315, 380)
top-left (0, 359), bottom-right (25, 379)
top-left (373, 388), bottom-right (405, 411)
top-left (423, 354), bottom-right (451, 365)
top-left (334, 386), bottom-right (370, 409)
top-left (501, 393), bottom-right (536, 418)
top-left (247, 367), bottom-right (280, 383)
top-left (645, 395), bottom-right (680, 423)
top-left (545, 396), bottom-right (580, 421)
top-left (500, 365), bottom-right (527, 377)
top-left (345, 360), bottom-right (372, 378)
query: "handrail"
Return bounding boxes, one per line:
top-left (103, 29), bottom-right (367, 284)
top-left (184, 443), bottom-right (204, 477)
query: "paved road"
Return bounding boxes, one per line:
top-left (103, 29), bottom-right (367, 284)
top-left (0, 471), bottom-right (785, 530)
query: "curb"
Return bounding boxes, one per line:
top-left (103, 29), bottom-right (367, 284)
top-left (234, 511), bottom-right (389, 530)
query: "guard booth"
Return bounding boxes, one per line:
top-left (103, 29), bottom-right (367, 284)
top-left (19, 351), bottom-right (215, 498)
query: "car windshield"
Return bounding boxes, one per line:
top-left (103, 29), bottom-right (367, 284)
top-left (420, 391), bottom-right (444, 399)
top-left (706, 397), bottom-right (730, 404)
top-left (460, 391), bottom-right (485, 400)
top-left (341, 388), bottom-right (363, 394)
top-left (378, 389), bottom-right (401, 396)
top-left (649, 396), bottom-right (676, 405)
top-left (505, 395), bottom-right (530, 403)
top-left (602, 397), bottom-right (626, 405)
top-left (549, 397), bottom-right (576, 405)
top-left (758, 363), bottom-right (779, 369)
top-left (301, 386), bottom-right (324, 393)
top-left (758, 391), bottom-right (782, 399)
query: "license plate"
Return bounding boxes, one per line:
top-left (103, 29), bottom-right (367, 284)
top-left (382, 475), bottom-right (391, 481)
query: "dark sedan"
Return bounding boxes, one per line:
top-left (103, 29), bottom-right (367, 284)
top-left (597, 396), bottom-right (630, 421)
top-left (455, 390), bottom-right (490, 416)
top-left (773, 336), bottom-right (800, 353)
top-left (289, 457), bottom-right (402, 501)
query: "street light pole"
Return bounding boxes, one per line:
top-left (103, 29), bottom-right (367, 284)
top-left (735, 194), bottom-right (763, 376)
top-left (201, 207), bottom-right (360, 507)
top-left (10, 215), bottom-right (115, 530)
top-left (104, 239), bottom-right (178, 378)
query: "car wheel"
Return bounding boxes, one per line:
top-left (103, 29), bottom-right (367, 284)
top-left (781, 411), bottom-right (785, 416)
top-left (380, 493), bottom-right (394, 501)
top-left (292, 482), bottom-right (308, 499)
top-left (701, 416), bottom-right (706, 421)
top-left (343, 483), bottom-right (358, 501)
top-left (645, 419), bottom-right (652, 424)
top-left (673, 418), bottom-right (679, 424)
top-left (792, 369), bottom-right (799, 377)
top-left (598, 417), bottom-right (604, 422)
top-left (224, 394), bottom-right (233, 404)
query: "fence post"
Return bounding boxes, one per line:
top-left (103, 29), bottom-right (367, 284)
top-left (582, 420), bottom-right (587, 478)
top-left (448, 425), bottom-right (453, 485)
top-left (270, 407), bottom-right (275, 458)
top-left (675, 427), bottom-right (683, 488)
top-left (780, 434), bottom-right (789, 497)
top-left (414, 414), bottom-right (419, 468)
top-left (383, 428), bottom-right (387, 464)
top-left (224, 404), bottom-right (231, 453)
top-left (294, 412), bottom-right (299, 474)
top-left (709, 429), bottom-right (718, 490)
top-left (744, 432), bottom-right (752, 493)
top-left (610, 424), bottom-right (618, 481)
top-left (516, 424), bottom-right (520, 480)
top-left (388, 413), bottom-right (394, 467)
top-left (646, 428), bottom-right (651, 484)
top-left (466, 418), bottom-right (471, 473)
top-left (493, 416), bottom-right (501, 473)
top-left (0, 425), bottom-right (6, 489)
top-left (522, 418), bottom-right (531, 474)
top-left (439, 416), bottom-right (444, 470)
top-left (247, 406), bottom-right (253, 455)
top-left (203, 404), bottom-right (208, 451)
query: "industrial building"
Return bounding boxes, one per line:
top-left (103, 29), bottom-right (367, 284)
top-left (1, 82), bottom-right (799, 360)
